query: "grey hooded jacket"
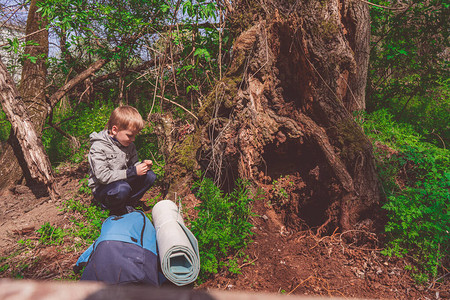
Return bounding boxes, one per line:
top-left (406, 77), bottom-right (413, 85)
top-left (88, 130), bottom-right (140, 193)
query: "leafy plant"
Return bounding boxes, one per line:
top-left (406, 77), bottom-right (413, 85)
top-left (0, 263), bottom-right (9, 273)
top-left (63, 198), bottom-right (109, 245)
top-left (0, 109), bottom-right (11, 142)
top-left (17, 238), bottom-right (37, 249)
top-left (271, 175), bottom-right (294, 205)
top-left (367, 0), bottom-right (449, 146)
top-left (78, 175), bottom-right (91, 195)
top-left (37, 222), bottom-right (67, 245)
top-left (190, 178), bottom-right (255, 282)
top-left (380, 145), bottom-right (449, 278)
top-left (2, 39), bottom-right (40, 64)
top-left (0, 249), bottom-right (26, 277)
top-left (362, 110), bottom-right (449, 282)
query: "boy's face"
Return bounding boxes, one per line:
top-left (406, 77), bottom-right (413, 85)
top-left (110, 125), bottom-right (139, 147)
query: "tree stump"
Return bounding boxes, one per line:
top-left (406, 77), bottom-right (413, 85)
top-left (159, 0), bottom-right (381, 233)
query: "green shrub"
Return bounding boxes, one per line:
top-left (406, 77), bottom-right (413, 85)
top-left (41, 102), bottom-right (113, 165)
top-left (0, 109), bottom-right (11, 142)
top-left (63, 197), bottom-right (109, 245)
top-left (271, 175), bottom-right (294, 205)
top-left (190, 178), bottom-right (255, 282)
top-left (362, 110), bottom-right (449, 281)
top-left (36, 222), bottom-right (67, 245)
top-left (381, 145), bottom-right (449, 278)
top-left (78, 174), bottom-right (92, 195)
top-left (0, 263), bottom-right (9, 273)
top-left (20, 196), bottom-right (108, 251)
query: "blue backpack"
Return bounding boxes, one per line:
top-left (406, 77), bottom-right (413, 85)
top-left (75, 210), bottom-right (162, 286)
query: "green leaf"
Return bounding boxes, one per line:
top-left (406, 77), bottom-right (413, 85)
top-left (160, 4), bottom-right (170, 12)
top-left (186, 85), bottom-right (199, 94)
top-left (193, 48), bottom-right (211, 60)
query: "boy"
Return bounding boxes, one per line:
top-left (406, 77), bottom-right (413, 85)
top-left (88, 106), bottom-right (156, 215)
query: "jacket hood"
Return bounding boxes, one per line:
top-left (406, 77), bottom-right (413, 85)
top-left (89, 130), bottom-right (110, 144)
top-left (89, 129), bottom-right (131, 149)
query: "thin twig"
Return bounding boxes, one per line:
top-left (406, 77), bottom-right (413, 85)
top-left (238, 256), bottom-right (258, 268)
top-left (359, 0), bottom-right (408, 10)
top-left (47, 108), bottom-right (80, 149)
top-left (219, 6), bottom-right (223, 80)
top-left (288, 275), bottom-right (313, 295)
top-left (0, 2), bottom-right (26, 28)
top-left (148, 149), bottom-right (164, 169)
top-left (78, 82), bottom-right (92, 104)
top-left (427, 272), bottom-right (450, 290)
top-left (42, 116), bottom-right (77, 131)
top-left (0, 28), bottom-right (46, 48)
top-left (430, 131), bottom-right (446, 149)
top-left (156, 95), bottom-right (199, 121)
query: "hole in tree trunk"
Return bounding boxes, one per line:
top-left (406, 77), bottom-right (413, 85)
top-left (261, 138), bottom-right (338, 231)
top-left (271, 23), bottom-right (313, 113)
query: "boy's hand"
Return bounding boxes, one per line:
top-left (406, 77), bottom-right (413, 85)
top-left (136, 162), bottom-right (150, 176)
top-left (143, 159), bottom-right (153, 168)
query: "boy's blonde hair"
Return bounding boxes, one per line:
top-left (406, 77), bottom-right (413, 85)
top-left (107, 106), bottom-right (144, 132)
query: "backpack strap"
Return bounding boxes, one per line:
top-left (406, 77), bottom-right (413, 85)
top-left (138, 210), bottom-right (146, 247)
top-left (73, 242), bottom-right (95, 273)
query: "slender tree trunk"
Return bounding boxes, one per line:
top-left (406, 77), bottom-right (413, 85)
top-left (341, 0), bottom-right (371, 111)
top-left (0, 0), bottom-right (50, 191)
top-left (160, 0), bottom-right (380, 233)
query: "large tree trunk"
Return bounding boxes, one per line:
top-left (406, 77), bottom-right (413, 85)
top-left (0, 60), bottom-right (57, 199)
top-left (196, 13), bottom-right (379, 232)
top-left (20, 0), bottom-right (49, 131)
top-left (0, 0), bottom-right (50, 191)
top-left (161, 0), bottom-right (380, 233)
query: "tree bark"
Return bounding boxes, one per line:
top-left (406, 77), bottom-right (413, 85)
top-left (0, 60), bottom-right (58, 199)
top-left (341, 0), bottom-right (371, 111)
top-left (19, 0), bottom-right (49, 131)
top-left (0, 0), bottom-right (50, 191)
top-left (161, 0), bottom-right (380, 233)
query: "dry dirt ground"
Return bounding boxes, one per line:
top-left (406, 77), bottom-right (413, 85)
top-left (0, 163), bottom-right (448, 299)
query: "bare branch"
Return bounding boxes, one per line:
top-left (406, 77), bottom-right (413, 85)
top-left (92, 58), bottom-right (159, 85)
top-left (0, 28), bottom-right (46, 48)
top-left (358, 0), bottom-right (408, 10)
top-left (48, 58), bottom-right (109, 107)
top-left (47, 109), bottom-right (80, 149)
top-left (156, 95), bottom-right (199, 121)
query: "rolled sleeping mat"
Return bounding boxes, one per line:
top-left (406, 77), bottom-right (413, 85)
top-left (152, 200), bottom-right (200, 286)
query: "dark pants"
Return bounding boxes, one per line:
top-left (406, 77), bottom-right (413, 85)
top-left (94, 171), bottom-right (156, 215)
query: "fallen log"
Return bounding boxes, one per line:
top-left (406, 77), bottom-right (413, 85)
top-left (0, 279), bottom-right (357, 300)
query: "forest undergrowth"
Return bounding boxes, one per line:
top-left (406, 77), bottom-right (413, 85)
top-left (0, 0), bottom-right (448, 295)
top-left (0, 103), bottom-right (448, 288)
